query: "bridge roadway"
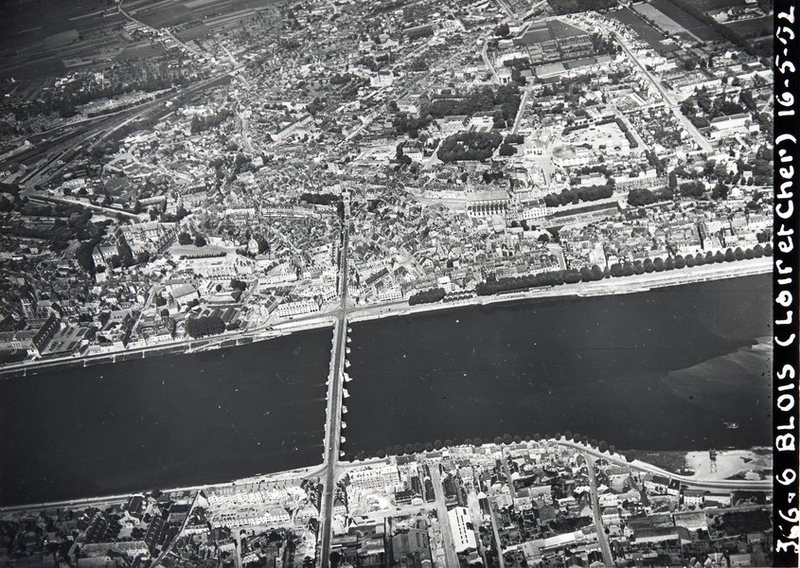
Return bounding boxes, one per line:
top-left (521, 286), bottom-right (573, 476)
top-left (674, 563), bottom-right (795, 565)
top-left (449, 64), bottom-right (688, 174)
top-left (318, 214), bottom-right (350, 568)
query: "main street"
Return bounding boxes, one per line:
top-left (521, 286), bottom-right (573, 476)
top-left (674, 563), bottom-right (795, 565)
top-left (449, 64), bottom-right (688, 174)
top-left (568, 14), bottom-right (713, 154)
top-left (429, 466), bottom-right (461, 568)
top-left (583, 452), bottom-right (615, 567)
top-left (608, 29), bottom-right (713, 154)
top-left (318, 200), bottom-right (350, 568)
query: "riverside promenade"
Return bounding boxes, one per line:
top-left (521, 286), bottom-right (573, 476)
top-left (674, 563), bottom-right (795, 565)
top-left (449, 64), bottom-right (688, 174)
top-left (0, 255), bottom-right (771, 379)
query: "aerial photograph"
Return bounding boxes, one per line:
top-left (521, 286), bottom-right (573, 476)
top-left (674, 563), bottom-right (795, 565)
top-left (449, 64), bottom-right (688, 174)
top-left (0, 0), bottom-right (782, 566)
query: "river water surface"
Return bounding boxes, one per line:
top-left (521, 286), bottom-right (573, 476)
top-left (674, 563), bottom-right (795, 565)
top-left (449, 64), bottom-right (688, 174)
top-left (344, 274), bottom-right (772, 456)
top-left (0, 275), bottom-right (772, 506)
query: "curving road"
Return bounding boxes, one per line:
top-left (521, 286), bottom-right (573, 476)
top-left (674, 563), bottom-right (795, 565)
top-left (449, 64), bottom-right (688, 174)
top-left (559, 440), bottom-right (772, 492)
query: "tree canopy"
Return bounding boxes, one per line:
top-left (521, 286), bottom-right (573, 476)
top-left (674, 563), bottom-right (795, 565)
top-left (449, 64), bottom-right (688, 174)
top-left (543, 184), bottom-right (613, 207)
top-left (185, 315), bottom-right (225, 338)
top-left (627, 188), bottom-right (659, 207)
top-left (408, 287), bottom-right (446, 305)
top-left (437, 131), bottom-right (502, 163)
top-left (547, 0), bottom-right (617, 14)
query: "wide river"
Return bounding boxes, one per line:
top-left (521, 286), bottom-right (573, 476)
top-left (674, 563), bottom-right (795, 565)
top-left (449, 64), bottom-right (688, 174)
top-left (344, 274), bottom-right (772, 456)
top-left (0, 275), bottom-right (771, 506)
top-left (0, 330), bottom-right (330, 507)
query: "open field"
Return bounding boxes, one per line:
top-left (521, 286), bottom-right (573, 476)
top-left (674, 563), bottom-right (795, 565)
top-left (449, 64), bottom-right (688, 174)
top-left (518, 19), bottom-right (587, 45)
top-left (649, 0), bottom-right (723, 41)
top-left (0, 0), bottom-right (126, 79)
top-left (633, 450), bottom-right (688, 474)
top-left (175, 23), bottom-right (211, 40)
top-left (548, 19), bottom-right (588, 39)
top-left (690, 0), bottom-right (753, 10)
top-left (685, 448), bottom-right (772, 481)
top-left (116, 42), bottom-right (167, 61)
top-left (630, 448), bottom-right (772, 481)
top-left (607, 8), bottom-right (680, 54)
top-left (724, 15), bottom-right (772, 38)
top-left (633, 3), bottom-right (698, 39)
top-left (0, 0), bottom-right (109, 49)
top-left (0, 55), bottom-right (66, 80)
top-left (131, 2), bottom-right (197, 29)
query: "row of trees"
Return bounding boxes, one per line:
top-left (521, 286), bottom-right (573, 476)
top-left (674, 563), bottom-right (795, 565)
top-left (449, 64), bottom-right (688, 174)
top-left (75, 241), bottom-right (98, 274)
top-left (476, 244), bottom-right (772, 296)
top-left (99, 238), bottom-right (150, 270)
top-left (547, 0), bottom-right (617, 15)
top-left (329, 72), bottom-right (357, 85)
top-left (644, 149), bottom-right (666, 175)
top-left (392, 112), bottom-right (433, 139)
top-left (299, 193), bottom-right (339, 206)
top-left (632, 178), bottom-right (730, 206)
top-left (475, 267), bottom-right (591, 295)
top-left (358, 435), bottom-right (527, 460)
top-left (230, 279), bottom-right (248, 291)
top-left (610, 245), bottom-right (772, 277)
top-left (543, 183), bottom-right (614, 207)
top-left (679, 180), bottom-right (705, 198)
top-left (679, 96), bottom-right (746, 129)
top-left (408, 287), bottom-right (446, 306)
top-left (559, 431), bottom-right (615, 454)
top-left (351, 432), bottom-right (631, 462)
top-left (563, 115), bottom-right (615, 136)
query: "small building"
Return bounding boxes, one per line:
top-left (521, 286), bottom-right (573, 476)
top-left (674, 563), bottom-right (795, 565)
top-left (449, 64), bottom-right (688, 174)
top-left (729, 553), bottom-right (753, 567)
top-left (644, 474), bottom-right (670, 494)
top-left (275, 299), bottom-right (320, 318)
top-left (705, 493), bottom-right (732, 507)
top-left (683, 489), bottom-right (705, 508)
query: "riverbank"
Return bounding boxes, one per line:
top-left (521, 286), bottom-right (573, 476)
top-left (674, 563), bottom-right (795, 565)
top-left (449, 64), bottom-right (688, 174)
top-left (1, 440), bottom-right (772, 515)
top-left (0, 315), bottom-right (331, 379)
top-left (0, 464), bottom-right (322, 515)
top-left (625, 447), bottom-right (773, 482)
top-left (0, 271), bottom-right (772, 509)
top-left (348, 256), bottom-right (772, 323)
top-left (0, 256), bottom-right (772, 378)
